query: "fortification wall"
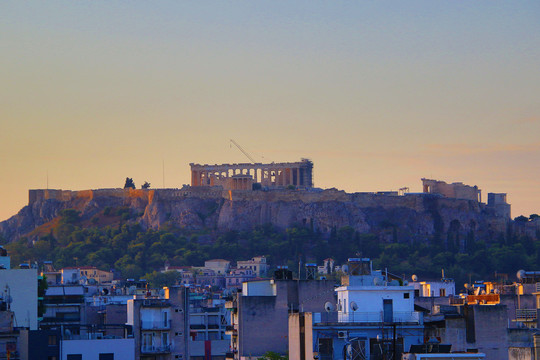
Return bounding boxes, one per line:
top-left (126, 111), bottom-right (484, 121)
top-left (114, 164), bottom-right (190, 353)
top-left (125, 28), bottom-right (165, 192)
top-left (29, 188), bottom-right (153, 205)
top-left (29, 187), bottom-right (475, 214)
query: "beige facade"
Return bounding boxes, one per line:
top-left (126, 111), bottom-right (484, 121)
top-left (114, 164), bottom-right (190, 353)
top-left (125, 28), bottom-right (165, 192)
top-left (62, 266), bottom-right (113, 284)
top-left (237, 256), bottom-right (268, 277)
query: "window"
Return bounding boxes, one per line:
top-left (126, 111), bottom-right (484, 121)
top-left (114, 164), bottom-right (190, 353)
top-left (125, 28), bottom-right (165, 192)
top-left (318, 338), bottom-right (333, 359)
top-left (404, 293), bottom-right (410, 299)
top-left (48, 357), bottom-right (58, 360)
top-left (99, 354), bottom-right (114, 360)
top-left (48, 335), bottom-right (57, 345)
top-left (162, 332), bottom-right (169, 346)
top-left (67, 355), bottom-right (82, 360)
top-left (163, 311), bottom-right (169, 327)
top-left (440, 288), bottom-right (446, 297)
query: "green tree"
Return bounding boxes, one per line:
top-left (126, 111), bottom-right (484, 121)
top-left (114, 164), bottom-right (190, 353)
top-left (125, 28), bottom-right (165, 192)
top-left (258, 352), bottom-right (288, 360)
top-left (124, 177), bottom-right (135, 189)
top-left (144, 270), bottom-right (181, 288)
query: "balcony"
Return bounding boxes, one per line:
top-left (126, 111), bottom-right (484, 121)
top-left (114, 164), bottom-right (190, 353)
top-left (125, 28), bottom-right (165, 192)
top-left (141, 344), bottom-right (171, 354)
top-left (516, 309), bottom-right (537, 321)
top-left (313, 311), bottom-right (421, 324)
top-left (141, 320), bottom-right (171, 330)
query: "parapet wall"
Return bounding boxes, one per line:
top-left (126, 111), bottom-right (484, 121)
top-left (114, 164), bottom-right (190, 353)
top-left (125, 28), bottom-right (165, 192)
top-left (28, 186), bottom-right (230, 206)
top-left (28, 188), bottom-right (153, 205)
top-left (29, 187), bottom-right (478, 215)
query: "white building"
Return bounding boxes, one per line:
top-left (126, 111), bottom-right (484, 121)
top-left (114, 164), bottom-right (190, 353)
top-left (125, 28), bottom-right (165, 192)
top-left (334, 260), bottom-right (419, 323)
top-left (411, 279), bottom-right (456, 297)
top-left (291, 258), bottom-right (424, 360)
top-left (0, 268), bottom-right (38, 330)
top-left (61, 338), bottom-right (135, 360)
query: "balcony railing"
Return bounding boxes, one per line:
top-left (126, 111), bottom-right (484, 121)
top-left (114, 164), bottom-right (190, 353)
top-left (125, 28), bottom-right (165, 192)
top-left (141, 345), bottom-right (171, 353)
top-left (313, 311), bottom-right (421, 324)
top-left (516, 309), bottom-right (537, 321)
top-left (141, 319), bottom-right (171, 330)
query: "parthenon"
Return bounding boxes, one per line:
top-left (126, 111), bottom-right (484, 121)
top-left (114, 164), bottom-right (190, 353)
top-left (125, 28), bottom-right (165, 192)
top-left (190, 159), bottom-right (313, 190)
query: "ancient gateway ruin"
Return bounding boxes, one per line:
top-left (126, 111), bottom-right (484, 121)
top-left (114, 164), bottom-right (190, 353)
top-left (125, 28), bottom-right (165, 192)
top-left (190, 159), bottom-right (313, 190)
top-left (422, 178), bottom-right (482, 202)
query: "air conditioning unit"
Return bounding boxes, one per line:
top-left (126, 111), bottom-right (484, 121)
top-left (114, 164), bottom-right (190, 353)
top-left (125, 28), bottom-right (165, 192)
top-left (337, 331), bottom-right (348, 339)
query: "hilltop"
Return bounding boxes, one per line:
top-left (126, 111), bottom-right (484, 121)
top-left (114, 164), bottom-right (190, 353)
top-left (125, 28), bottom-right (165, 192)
top-left (0, 186), bottom-right (512, 244)
top-left (1, 186), bottom-right (539, 285)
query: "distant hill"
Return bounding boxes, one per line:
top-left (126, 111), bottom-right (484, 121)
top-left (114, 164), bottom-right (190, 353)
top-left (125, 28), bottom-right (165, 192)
top-left (1, 187), bottom-right (539, 285)
top-left (0, 186), bottom-right (515, 244)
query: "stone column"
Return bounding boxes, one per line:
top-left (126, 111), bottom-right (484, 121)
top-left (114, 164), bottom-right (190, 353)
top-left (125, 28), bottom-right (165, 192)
top-left (287, 168), bottom-right (292, 186)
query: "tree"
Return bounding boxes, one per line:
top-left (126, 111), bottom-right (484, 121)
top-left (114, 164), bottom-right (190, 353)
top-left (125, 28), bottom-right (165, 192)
top-left (142, 181), bottom-right (151, 189)
top-left (257, 352), bottom-right (288, 360)
top-left (514, 215), bottom-right (529, 223)
top-left (124, 178), bottom-right (135, 189)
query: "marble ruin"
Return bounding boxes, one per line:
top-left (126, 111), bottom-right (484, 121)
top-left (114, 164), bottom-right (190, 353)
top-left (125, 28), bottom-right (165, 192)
top-left (190, 159), bottom-right (313, 190)
top-left (422, 178), bottom-right (482, 202)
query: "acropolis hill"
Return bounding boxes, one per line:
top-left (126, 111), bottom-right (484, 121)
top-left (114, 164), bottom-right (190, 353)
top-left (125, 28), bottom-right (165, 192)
top-left (0, 160), bottom-right (521, 243)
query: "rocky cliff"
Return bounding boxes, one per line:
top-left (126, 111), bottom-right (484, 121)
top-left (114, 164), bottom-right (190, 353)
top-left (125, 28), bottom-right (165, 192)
top-left (0, 187), bottom-right (510, 243)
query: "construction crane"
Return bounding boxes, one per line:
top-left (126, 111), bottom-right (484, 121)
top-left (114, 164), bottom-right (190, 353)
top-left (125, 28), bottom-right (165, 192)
top-left (230, 139), bottom-right (257, 163)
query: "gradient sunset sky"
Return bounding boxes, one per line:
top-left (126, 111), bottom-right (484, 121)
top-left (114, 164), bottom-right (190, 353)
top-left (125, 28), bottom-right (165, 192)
top-left (1, 1), bottom-right (539, 221)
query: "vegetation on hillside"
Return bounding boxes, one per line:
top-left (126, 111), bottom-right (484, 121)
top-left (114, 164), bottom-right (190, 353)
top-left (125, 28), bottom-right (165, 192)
top-left (2, 208), bottom-right (539, 288)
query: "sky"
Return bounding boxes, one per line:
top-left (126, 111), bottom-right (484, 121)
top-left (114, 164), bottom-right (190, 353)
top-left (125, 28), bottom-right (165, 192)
top-left (1, 1), bottom-right (539, 221)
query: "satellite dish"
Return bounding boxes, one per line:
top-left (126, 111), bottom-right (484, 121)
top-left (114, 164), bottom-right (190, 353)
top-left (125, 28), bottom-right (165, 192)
top-left (389, 280), bottom-right (399, 286)
top-left (350, 301), bottom-right (358, 311)
top-left (464, 283), bottom-right (469, 289)
top-left (324, 302), bottom-right (335, 312)
top-left (403, 280), bottom-right (409, 286)
top-left (412, 274), bottom-right (418, 282)
top-left (373, 277), bottom-right (381, 286)
top-left (517, 270), bottom-right (526, 280)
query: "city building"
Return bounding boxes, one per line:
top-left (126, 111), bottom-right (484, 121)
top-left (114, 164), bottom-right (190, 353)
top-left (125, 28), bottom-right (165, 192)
top-left (204, 260), bottom-right (231, 275)
top-left (236, 256), bottom-right (268, 278)
top-left (226, 276), bottom-right (335, 359)
top-left (289, 258), bottom-right (424, 360)
top-left (0, 267), bottom-right (38, 330)
top-left (225, 268), bottom-right (255, 289)
top-left (127, 286), bottom-right (189, 360)
top-left (61, 266), bottom-right (114, 285)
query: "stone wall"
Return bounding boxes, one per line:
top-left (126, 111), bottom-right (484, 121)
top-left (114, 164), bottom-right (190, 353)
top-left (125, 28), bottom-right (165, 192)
top-left (422, 178), bottom-right (481, 202)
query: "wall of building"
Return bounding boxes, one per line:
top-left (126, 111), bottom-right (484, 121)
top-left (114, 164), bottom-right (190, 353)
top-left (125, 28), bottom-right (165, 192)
top-left (242, 280), bottom-right (276, 296)
top-left (288, 313), bottom-right (314, 360)
top-left (337, 286), bottom-right (415, 317)
top-left (61, 338), bottom-right (135, 360)
top-left (469, 305), bottom-right (509, 359)
top-left (236, 280), bottom-right (335, 358)
top-left (0, 269), bottom-right (38, 330)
